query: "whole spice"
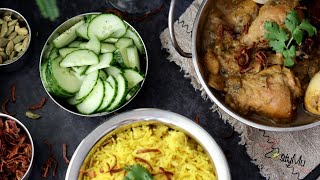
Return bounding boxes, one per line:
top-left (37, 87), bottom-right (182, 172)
top-left (62, 144), bottom-right (70, 164)
top-left (25, 111), bottom-right (41, 119)
top-left (41, 140), bottom-right (58, 178)
top-left (11, 84), bottom-right (16, 103)
top-left (0, 118), bottom-right (32, 180)
top-left (0, 14), bottom-right (29, 64)
top-left (1, 98), bottom-right (14, 116)
top-left (28, 97), bottom-right (46, 110)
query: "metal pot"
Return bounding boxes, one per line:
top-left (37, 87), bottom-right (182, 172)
top-left (66, 108), bottom-right (231, 180)
top-left (0, 113), bottom-right (34, 180)
top-left (169, 0), bottom-right (320, 131)
top-left (0, 8), bottom-right (31, 72)
top-left (39, 12), bottom-right (148, 117)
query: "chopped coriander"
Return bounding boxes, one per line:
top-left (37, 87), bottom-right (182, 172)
top-left (124, 164), bottom-right (154, 180)
top-left (264, 10), bottom-right (317, 68)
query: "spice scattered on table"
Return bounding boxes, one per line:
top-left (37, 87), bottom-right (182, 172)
top-left (0, 118), bottom-right (32, 180)
top-left (25, 111), bottom-right (41, 119)
top-left (63, 143), bottom-right (70, 164)
top-left (41, 140), bottom-right (58, 178)
top-left (28, 97), bottom-right (46, 110)
top-left (1, 97), bottom-right (14, 116)
top-left (11, 84), bottom-right (16, 103)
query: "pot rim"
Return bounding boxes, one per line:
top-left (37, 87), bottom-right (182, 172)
top-left (65, 108), bottom-right (231, 180)
top-left (191, 0), bottom-right (320, 132)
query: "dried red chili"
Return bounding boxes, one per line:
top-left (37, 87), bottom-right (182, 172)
top-left (136, 149), bottom-right (161, 154)
top-left (134, 157), bottom-right (153, 171)
top-left (63, 143), bottom-right (70, 164)
top-left (1, 98), bottom-right (14, 116)
top-left (11, 85), bottom-right (16, 103)
top-left (28, 98), bottom-right (46, 110)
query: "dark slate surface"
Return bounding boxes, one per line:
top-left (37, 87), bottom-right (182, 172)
top-left (0, 0), bottom-right (263, 179)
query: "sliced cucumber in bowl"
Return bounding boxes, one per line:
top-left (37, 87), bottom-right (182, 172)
top-left (41, 12), bottom-right (147, 115)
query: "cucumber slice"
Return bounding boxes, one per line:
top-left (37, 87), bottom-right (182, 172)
top-left (47, 57), bottom-right (82, 94)
top-left (41, 61), bottom-right (52, 92)
top-left (111, 26), bottom-right (127, 38)
top-left (99, 70), bottom-right (108, 80)
top-left (101, 43), bottom-right (116, 53)
top-left (123, 69), bottom-right (144, 89)
top-left (86, 14), bottom-right (98, 23)
top-left (68, 41), bottom-right (83, 48)
top-left (79, 42), bottom-right (87, 49)
top-left (106, 75), bottom-right (117, 89)
top-left (124, 28), bottom-right (145, 54)
top-left (126, 45), bottom-right (140, 70)
top-left (67, 94), bottom-right (82, 105)
top-left (77, 70), bottom-right (99, 101)
top-left (97, 81), bottom-right (116, 112)
top-left (76, 23), bottom-right (89, 39)
top-left (125, 85), bottom-right (140, 101)
top-left (53, 20), bottom-right (85, 48)
top-left (60, 50), bottom-right (99, 67)
top-left (86, 36), bottom-right (101, 54)
top-left (77, 78), bottom-right (105, 114)
top-left (58, 48), bottom-right (79, 57)
top-left (86, 53), bottom-right (113, 74)
top-left (105, 66), bottom-right (123, 77)
top-left (49, 48), bottom-right (59, 60)
top-left (106, 74), bottom-right (128, 111)
top-left (103, 38), bottom-right (118, 43)
top-left (87, 14), bottom-right (126, 40)
top-left (115, 38), bottom-right (133, 49)
top-left (114, 48), bottom-right (129, 68)
top-left (71, 66), bottom-right (88, 76)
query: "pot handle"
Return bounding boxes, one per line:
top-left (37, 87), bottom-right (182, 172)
top-left (168, 0), bottom-right (192, 58)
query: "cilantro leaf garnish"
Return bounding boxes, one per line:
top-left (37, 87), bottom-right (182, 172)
top-left (264, 10), bottom-right (317, 68)
top-left (124, 164), bottom-right (154, 180)
top-left (264, 21), bottom-right (289, 52)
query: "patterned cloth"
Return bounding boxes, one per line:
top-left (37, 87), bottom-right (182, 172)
top-left (160, 0), bottom-right (320, 179)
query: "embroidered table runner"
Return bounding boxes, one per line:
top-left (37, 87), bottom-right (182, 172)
top-left (160, 0), bottom-right (320, 179)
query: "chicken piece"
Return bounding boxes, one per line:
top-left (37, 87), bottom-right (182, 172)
top-left (225, 65), bottom-right (302, 122)
top-left (266, 52), bottom-right (284, 65)
top-left (208, 74), bottom-right (225, 91)
top-left (241, 0), bottom-right (299, 46)
top-left (204, 50), bottom-right (220, 75)
top-left (216, 0), bottom-right (259, 33)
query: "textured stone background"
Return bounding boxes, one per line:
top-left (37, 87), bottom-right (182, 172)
top-left (0, 0), bottom-right (263, 179)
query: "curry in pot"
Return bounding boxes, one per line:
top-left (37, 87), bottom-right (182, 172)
top-left (202, 0), bottom-right (320, 124)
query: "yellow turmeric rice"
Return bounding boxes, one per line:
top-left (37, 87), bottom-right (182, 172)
top-left (80, 124), bottom-right (217, 180)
